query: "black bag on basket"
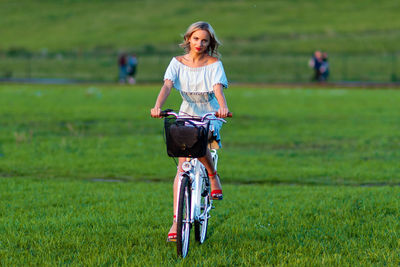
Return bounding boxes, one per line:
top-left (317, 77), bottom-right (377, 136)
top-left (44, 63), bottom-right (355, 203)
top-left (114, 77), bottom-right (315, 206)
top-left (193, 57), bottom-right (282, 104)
top-left (164, 117), bottom-right (210, 158)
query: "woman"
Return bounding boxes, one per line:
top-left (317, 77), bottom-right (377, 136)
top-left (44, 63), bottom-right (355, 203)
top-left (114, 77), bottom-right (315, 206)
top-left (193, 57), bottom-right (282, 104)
top-left (150, 21), bottom-right (230, 242)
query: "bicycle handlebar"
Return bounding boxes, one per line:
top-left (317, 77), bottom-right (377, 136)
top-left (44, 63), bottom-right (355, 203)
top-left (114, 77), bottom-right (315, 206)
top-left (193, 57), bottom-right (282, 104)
top-left (159, 109), bottom-right (174, 117)
top-left (216, 112), bottom-right (233, 118)
top-left (159, 109), bottom-right (232, 120)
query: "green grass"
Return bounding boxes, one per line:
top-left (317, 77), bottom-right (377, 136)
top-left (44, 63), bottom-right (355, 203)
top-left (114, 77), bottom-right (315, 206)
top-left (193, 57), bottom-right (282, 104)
top-left (1, 178), bottom-right (399, 266)
top-left (1, 0), bottom-right (400, 54)
top-left (1, 84), bottom-right (400, 185)
top-left (1, 0), bottom-right (400, 82)
top-left (1, 53), bottom-right (399, 83)
top-left (0, 84), bottom-right (400, 264)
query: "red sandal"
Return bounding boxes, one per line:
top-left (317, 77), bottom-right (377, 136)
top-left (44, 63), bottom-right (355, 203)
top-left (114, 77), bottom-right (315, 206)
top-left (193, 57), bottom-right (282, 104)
top-left (211, 189), bottom-right (223, 200)
top-left (209, 171), bottom-right (223, 200)
top-left (167, 215), bottom-right (177, 242)
top-left (167, 232), bottom-right (177, 242)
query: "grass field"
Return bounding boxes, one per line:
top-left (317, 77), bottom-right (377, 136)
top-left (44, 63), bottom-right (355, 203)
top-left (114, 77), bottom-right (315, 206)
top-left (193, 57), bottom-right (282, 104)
top-left (2, 53), bottom-right (399, 83)
top-left (1, 178), bottom-right (399, 266)
top-left (2, 0), bottom-right (399, 54)
top-left (1, 84), bottom-right (400, 184)
top-left (0, 84), bottom-right (400, 265)
top-left (1, 0), bottom-right (400, 82)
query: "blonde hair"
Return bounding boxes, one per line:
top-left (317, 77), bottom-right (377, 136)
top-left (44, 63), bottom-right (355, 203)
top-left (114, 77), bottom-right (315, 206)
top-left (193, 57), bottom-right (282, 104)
top-left (180, 21), bottom-right (221, 57)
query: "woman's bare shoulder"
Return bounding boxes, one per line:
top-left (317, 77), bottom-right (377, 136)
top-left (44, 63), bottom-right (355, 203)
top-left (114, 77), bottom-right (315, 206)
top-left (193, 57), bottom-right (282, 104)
top-left (207, 56), bottom-right (219, 63)
top-left (175, 55), bottom-right (185, 63)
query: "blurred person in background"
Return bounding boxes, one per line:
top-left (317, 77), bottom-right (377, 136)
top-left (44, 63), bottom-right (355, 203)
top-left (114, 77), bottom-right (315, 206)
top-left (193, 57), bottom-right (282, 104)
top-left (127, 54), bottom-right (138, 84)
top-left (309, 50), bottom-right (323, 81)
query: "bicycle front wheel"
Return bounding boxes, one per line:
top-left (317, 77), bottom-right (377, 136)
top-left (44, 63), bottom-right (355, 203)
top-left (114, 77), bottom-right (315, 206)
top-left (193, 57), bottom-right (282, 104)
top-left (176, 175), bottom-right (191, 258)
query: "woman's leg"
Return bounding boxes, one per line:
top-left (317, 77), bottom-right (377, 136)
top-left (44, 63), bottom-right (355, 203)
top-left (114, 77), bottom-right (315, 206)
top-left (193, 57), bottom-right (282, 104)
top-left (168, 157), bottom-right (185, 237)
top-left (198, 149), bottom-right (222, 194)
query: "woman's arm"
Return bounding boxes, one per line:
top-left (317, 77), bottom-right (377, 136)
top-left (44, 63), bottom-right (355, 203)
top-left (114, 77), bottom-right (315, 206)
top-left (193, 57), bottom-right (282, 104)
top-left (213, 84), bottom-right (229, 118)
top-left (151, 80), bottom-right (173, 118)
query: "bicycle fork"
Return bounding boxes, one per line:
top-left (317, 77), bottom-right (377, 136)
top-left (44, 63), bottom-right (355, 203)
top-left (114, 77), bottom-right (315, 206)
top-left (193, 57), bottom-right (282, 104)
top-left (174, 159), bottom-right (206, 224)
top-left (175, 158), bottom-right (194, 224)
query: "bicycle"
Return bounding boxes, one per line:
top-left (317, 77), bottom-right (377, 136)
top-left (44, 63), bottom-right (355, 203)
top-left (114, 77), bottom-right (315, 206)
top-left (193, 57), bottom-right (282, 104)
top-left (159, 109), bottom-right (231, 258)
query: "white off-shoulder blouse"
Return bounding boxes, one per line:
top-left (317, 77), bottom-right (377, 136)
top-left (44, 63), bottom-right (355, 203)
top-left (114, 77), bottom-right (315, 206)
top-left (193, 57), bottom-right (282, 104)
top-left (164, 57), bottom-right (228, 148)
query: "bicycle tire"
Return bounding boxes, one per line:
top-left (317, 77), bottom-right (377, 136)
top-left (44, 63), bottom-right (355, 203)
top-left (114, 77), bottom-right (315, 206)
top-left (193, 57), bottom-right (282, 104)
top-left (176, 175), bottom-right (191, 258)
top-left (195, 176), bottom-right (210, 243)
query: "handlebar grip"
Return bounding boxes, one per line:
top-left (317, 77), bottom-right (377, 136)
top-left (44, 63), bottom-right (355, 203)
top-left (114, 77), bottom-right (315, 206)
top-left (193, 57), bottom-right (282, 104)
top-left (215, 112), bottom-right (233, 118)
top-left (160, 109), bottom-right (173, 117)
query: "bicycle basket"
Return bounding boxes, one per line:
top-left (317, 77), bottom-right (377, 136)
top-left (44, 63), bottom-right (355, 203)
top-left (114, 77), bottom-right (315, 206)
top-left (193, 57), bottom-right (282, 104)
top-left (164, 117), bottom-right (210, 158)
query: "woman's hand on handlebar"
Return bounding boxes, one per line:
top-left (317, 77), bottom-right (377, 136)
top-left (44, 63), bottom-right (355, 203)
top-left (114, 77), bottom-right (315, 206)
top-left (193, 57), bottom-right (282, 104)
top-left (150, 107), bottom-right (162, 118)
top-left (216, 107), bottom-right (232, 118)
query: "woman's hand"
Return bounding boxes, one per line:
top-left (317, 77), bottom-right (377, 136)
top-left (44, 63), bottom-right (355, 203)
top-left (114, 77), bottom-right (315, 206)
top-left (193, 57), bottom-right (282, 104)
top-left (216, 106), bottom-right (229, 118)
top-left (213, 84), bottom-right (230, 118)
top-left (150, 107), bottom-right (162, 118)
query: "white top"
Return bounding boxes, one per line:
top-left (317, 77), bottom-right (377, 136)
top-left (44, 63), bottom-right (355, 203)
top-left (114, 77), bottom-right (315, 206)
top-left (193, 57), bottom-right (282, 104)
top-left (164, 57), bottom-right (228, 94)
top-left (164, 57), bottom-right (228, 116)
top-left (163, 57), bottom-right (229, 147)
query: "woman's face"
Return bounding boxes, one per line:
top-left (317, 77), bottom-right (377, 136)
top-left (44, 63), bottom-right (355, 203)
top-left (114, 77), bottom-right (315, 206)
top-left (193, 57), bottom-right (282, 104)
top-left (189, 29), bottom-right (210, 54)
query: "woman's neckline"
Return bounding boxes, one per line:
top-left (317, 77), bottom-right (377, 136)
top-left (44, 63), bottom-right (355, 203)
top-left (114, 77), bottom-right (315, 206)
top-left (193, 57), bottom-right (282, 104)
top-left (173, 57), bottom-right (219, 69)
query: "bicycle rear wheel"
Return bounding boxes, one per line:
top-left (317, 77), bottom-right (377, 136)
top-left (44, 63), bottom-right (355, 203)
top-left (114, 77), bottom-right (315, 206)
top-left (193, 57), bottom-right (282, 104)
top-left (176, 175), bottom-right (191, 258)
top-left (195, 176), bottom-right (210, 243)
